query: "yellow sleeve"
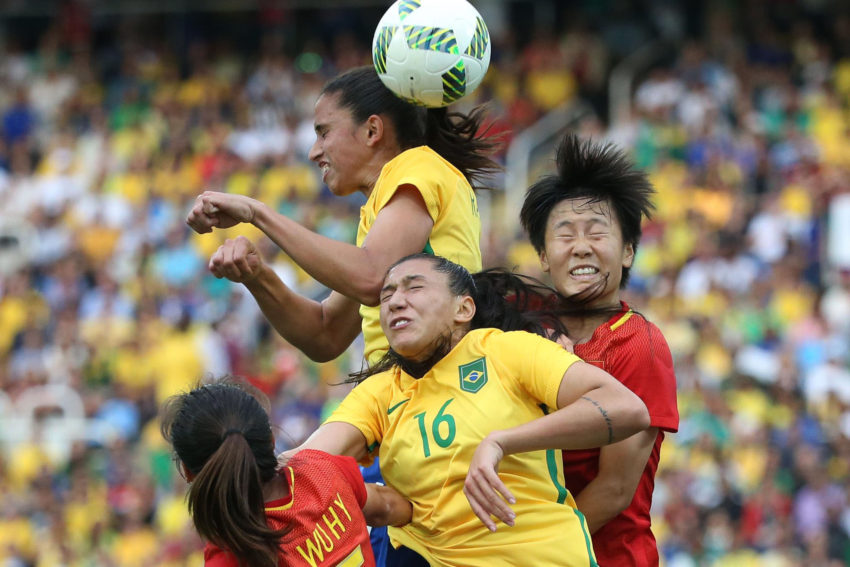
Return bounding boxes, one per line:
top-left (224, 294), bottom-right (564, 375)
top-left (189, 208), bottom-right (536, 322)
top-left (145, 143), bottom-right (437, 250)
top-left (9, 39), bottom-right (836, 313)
top-left (374, 150), bottom-right (445, 222)
top-left (324, 373), bottom-right (392, 458)
top-left (492, 331), bottom-right (581, 409)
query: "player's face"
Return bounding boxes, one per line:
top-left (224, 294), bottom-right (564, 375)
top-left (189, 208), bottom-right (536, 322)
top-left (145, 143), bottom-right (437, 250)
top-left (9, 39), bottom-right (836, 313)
top-left (539, 198), bottom-right (634, 309)
top-left (308, 92), bottom-right (371, 197)
top-left (379, 259), bottom-right (469, 362)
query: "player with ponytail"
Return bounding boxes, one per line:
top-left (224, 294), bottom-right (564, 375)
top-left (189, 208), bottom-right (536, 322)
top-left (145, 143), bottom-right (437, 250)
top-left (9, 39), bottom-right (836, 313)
top-left (161, 379), bottom-right (409, 567)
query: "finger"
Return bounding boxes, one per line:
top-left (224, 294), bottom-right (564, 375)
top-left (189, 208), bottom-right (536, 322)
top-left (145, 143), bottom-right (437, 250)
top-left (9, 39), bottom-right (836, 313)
top-left (222, 240), bottom-right (243, 281)
top-left (463, 482), bottom-right (498, 532)
top-left (482, 466), bottom-right (516, 507)
top-left (202, 196), bottom-right (220, 215)
top-left (466, 468), bottom-right (515, 526)
top-left (186, 207), bottom-right (212, 234)
top-left (232, 239), bottom-right (254, 276)
top-left (473, 480), bottom-right (515, 526)
top-left (209, 247), bottom-right (225, 278)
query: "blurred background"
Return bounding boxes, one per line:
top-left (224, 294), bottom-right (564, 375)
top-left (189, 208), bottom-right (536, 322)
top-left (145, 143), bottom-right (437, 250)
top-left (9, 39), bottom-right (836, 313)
top-left (1, 0), bottom-right (849, 565)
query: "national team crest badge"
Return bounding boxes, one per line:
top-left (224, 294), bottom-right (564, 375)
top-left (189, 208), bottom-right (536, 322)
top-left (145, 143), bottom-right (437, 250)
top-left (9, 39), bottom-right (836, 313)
top-left (458, 357), bottom-right (488, 393)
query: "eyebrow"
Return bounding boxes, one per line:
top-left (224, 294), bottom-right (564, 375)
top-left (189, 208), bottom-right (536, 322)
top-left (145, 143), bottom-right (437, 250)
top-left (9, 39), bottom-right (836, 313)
top-left (553, 217), bottom-right (610, 230)
top-left (381, 274), bottom-right (426, 293)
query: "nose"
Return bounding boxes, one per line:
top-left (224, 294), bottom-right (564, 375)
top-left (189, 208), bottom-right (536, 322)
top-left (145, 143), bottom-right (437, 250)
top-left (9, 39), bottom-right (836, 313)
top-left (308, 138), bottom-right (321, 162)
top-left (387, 290), bottom-right (407, 311)
top-left (571, 234), bottom-right (592, 257)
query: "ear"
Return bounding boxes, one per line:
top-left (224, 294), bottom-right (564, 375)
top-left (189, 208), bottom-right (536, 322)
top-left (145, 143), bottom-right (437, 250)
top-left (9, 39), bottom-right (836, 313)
top-left (454, 295), bottom-right (476, 324)
top-left (182, 462), bottom-right (195, 482)
top-left (539, 249), bottom-right (550, 273)
top-left (622, 243), bottom-right (635, 269)
top-left (364, 114), bottom-right (384, 147)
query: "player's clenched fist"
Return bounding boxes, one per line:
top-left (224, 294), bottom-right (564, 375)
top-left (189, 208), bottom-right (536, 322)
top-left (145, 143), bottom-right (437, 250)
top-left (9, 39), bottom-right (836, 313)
top-left (187, 191), bottom-right (260, 233)
top-left (209, 236), bottom-right (264, 282)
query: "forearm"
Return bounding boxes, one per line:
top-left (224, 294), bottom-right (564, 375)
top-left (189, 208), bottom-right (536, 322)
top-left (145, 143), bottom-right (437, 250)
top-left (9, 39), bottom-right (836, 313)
top-left (573, 479), bottom-right (629, 534)
top-left (490, 386), bottom-right (649, 456)
top-left (252, 204), bottom-right (382, 305)
top-left (243, 265), bottom-right (354, 362)
top-left (363, 484), bottom-right (412, 527)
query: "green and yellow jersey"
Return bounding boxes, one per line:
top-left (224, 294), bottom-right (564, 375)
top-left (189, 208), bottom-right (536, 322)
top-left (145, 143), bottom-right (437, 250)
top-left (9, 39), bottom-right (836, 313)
top-left (327, 328), bottom-right (599, 567)
top-left (357, 146), bottom-right (482, 364)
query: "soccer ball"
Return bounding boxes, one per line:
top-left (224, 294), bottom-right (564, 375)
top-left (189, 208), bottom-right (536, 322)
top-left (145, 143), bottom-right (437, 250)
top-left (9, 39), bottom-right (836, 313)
top-left (372, 0), bottom-right (491, 108)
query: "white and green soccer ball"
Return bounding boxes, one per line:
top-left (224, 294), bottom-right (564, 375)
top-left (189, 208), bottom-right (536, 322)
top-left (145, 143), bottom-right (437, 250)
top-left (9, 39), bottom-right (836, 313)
top-left (372, 0), bottom-right (491, 108)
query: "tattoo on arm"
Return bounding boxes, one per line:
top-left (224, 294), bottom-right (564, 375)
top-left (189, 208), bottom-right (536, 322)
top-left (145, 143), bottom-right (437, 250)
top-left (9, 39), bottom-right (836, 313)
top-left (582, 396), bottom-right (614, 444)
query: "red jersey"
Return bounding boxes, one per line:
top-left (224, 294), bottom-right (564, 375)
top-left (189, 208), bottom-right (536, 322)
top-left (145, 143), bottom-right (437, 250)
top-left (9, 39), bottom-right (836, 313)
top-left (204, 449), bottom-right (376, 567)
top-left (564, 302), bottom-right (679, 566)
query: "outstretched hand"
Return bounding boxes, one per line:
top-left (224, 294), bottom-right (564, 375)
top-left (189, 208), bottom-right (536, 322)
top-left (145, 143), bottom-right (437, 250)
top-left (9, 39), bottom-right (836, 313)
top-left (187, 191), bottom-right (259, 233)
top-left (463, 434), bottom-right (516, 532)
top-left (209, 236), bottom-right (265, 283)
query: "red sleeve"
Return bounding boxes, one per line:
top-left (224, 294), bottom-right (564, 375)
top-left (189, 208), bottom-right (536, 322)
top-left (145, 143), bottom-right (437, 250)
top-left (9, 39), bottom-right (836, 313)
top-left (608, 319), bottom-right (679, 432)
top-left (329, 454), bottom-right (368, 509)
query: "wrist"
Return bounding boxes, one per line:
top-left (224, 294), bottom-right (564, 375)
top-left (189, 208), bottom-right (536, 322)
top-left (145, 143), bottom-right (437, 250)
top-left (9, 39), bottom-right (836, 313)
top-left (242, 261), bottom-right (274, 288)
top-left (250, 199), bottom-right (271, 228)
top-left (485, 430), bottom-right (509, 457)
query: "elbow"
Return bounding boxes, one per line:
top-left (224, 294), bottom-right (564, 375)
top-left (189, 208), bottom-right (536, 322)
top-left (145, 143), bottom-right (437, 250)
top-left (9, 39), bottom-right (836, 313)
top-left (608, 484), bottom-right (634, 516)
top-left (299, 337), bottom-right (348, 364)
top-left (351, 275), bottom-right (384, 307)
top-left (364, 488), bottom-right (411, 528)
top-left (615, 397), bottom-right (650, 442)
top-left (630, 399), bottom-right (651, 436)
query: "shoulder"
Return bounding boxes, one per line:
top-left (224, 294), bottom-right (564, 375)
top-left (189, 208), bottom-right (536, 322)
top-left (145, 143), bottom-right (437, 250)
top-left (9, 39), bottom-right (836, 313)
top-left (475, 328), bottom-right (572, 361)
top-left (606, 309), bottom-right (671, 353)
top-left (292, 449), bottom-right (361, 476)
top-left (204, 544), bottom-right (237, 567)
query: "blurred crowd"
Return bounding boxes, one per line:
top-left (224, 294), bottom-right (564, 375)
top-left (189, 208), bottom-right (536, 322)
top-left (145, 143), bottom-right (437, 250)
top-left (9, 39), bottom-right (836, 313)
top-left (1, 1), bottom-right (850, 566)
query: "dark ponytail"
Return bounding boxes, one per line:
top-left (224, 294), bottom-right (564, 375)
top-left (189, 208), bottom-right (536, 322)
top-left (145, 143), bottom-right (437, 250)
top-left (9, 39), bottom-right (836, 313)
top-left (322, 66), bottom-right (501, 189)
top-left (470, 268), bottom-right (568, 339)
top-left (161, 380), bottom-right (283, 567)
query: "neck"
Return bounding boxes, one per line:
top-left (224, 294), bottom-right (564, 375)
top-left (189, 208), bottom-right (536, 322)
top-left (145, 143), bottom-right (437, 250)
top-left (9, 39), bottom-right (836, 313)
top-left (361, 146), bottom-right (403, 198)
top-left (395, 328), bottom-right (465, 378)
top-left (262, 470), bottom-right (290, 503)
top-left (559, 300), bottom-right (622, 344)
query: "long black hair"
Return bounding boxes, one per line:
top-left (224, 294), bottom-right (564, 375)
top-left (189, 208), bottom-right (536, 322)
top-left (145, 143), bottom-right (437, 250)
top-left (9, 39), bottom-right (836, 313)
top-left (160, 379), bottom-right (283, 567)
top-left (348, 254), bottom-right (568, 382)
top-left (520, 133), bottom-right (655, 289)
top-left (322, 66), bottom-right (501, 188)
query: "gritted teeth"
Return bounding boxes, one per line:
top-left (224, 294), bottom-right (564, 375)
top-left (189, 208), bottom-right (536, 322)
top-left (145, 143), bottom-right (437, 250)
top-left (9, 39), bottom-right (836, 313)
top-left (391, 319), bottom-right (410, 329)
top-left (571, 266), bottom-right (599, 275)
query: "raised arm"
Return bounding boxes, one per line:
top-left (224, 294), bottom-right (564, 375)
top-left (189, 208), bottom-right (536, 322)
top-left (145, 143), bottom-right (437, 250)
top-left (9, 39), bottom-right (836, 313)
top-left (208, 236), bottom-right (362, 362)
top-left (188, 187), bottom-right (434, 306)
top-left (463, 361), bottom-right (650, 531)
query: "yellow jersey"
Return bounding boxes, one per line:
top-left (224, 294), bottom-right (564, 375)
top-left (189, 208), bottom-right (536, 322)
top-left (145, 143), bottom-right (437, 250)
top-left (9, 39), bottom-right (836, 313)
top-left (326, 328), bottom-right (599, 567)
top-left (357, 146), bottom-right (482, 364)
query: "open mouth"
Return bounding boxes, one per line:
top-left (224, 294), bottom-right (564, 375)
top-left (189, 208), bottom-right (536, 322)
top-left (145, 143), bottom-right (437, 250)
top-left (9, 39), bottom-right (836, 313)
top-left (570, 266), bottom-right (599, 277)
top-left (390, 318), bottom-right (411, 330)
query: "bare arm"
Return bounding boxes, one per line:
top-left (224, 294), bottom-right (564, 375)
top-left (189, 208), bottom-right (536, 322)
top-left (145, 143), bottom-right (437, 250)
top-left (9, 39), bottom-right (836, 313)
top-left (573, 428), bottom-right (657, 534)
top-left (188, 188), bottom-right (434, 305)
top-left (463, 361), bottom-right (650, 531)
top-left (489, 361), bottom-right (650, 453)
top-left (288, 422), bottom-right (371, 461)
top-left (207, 236), bottom-right (361, 361)
top-left (363, 484), bottom-right (412, 527)
top-left (277, 423), bottom-right (412, 527)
